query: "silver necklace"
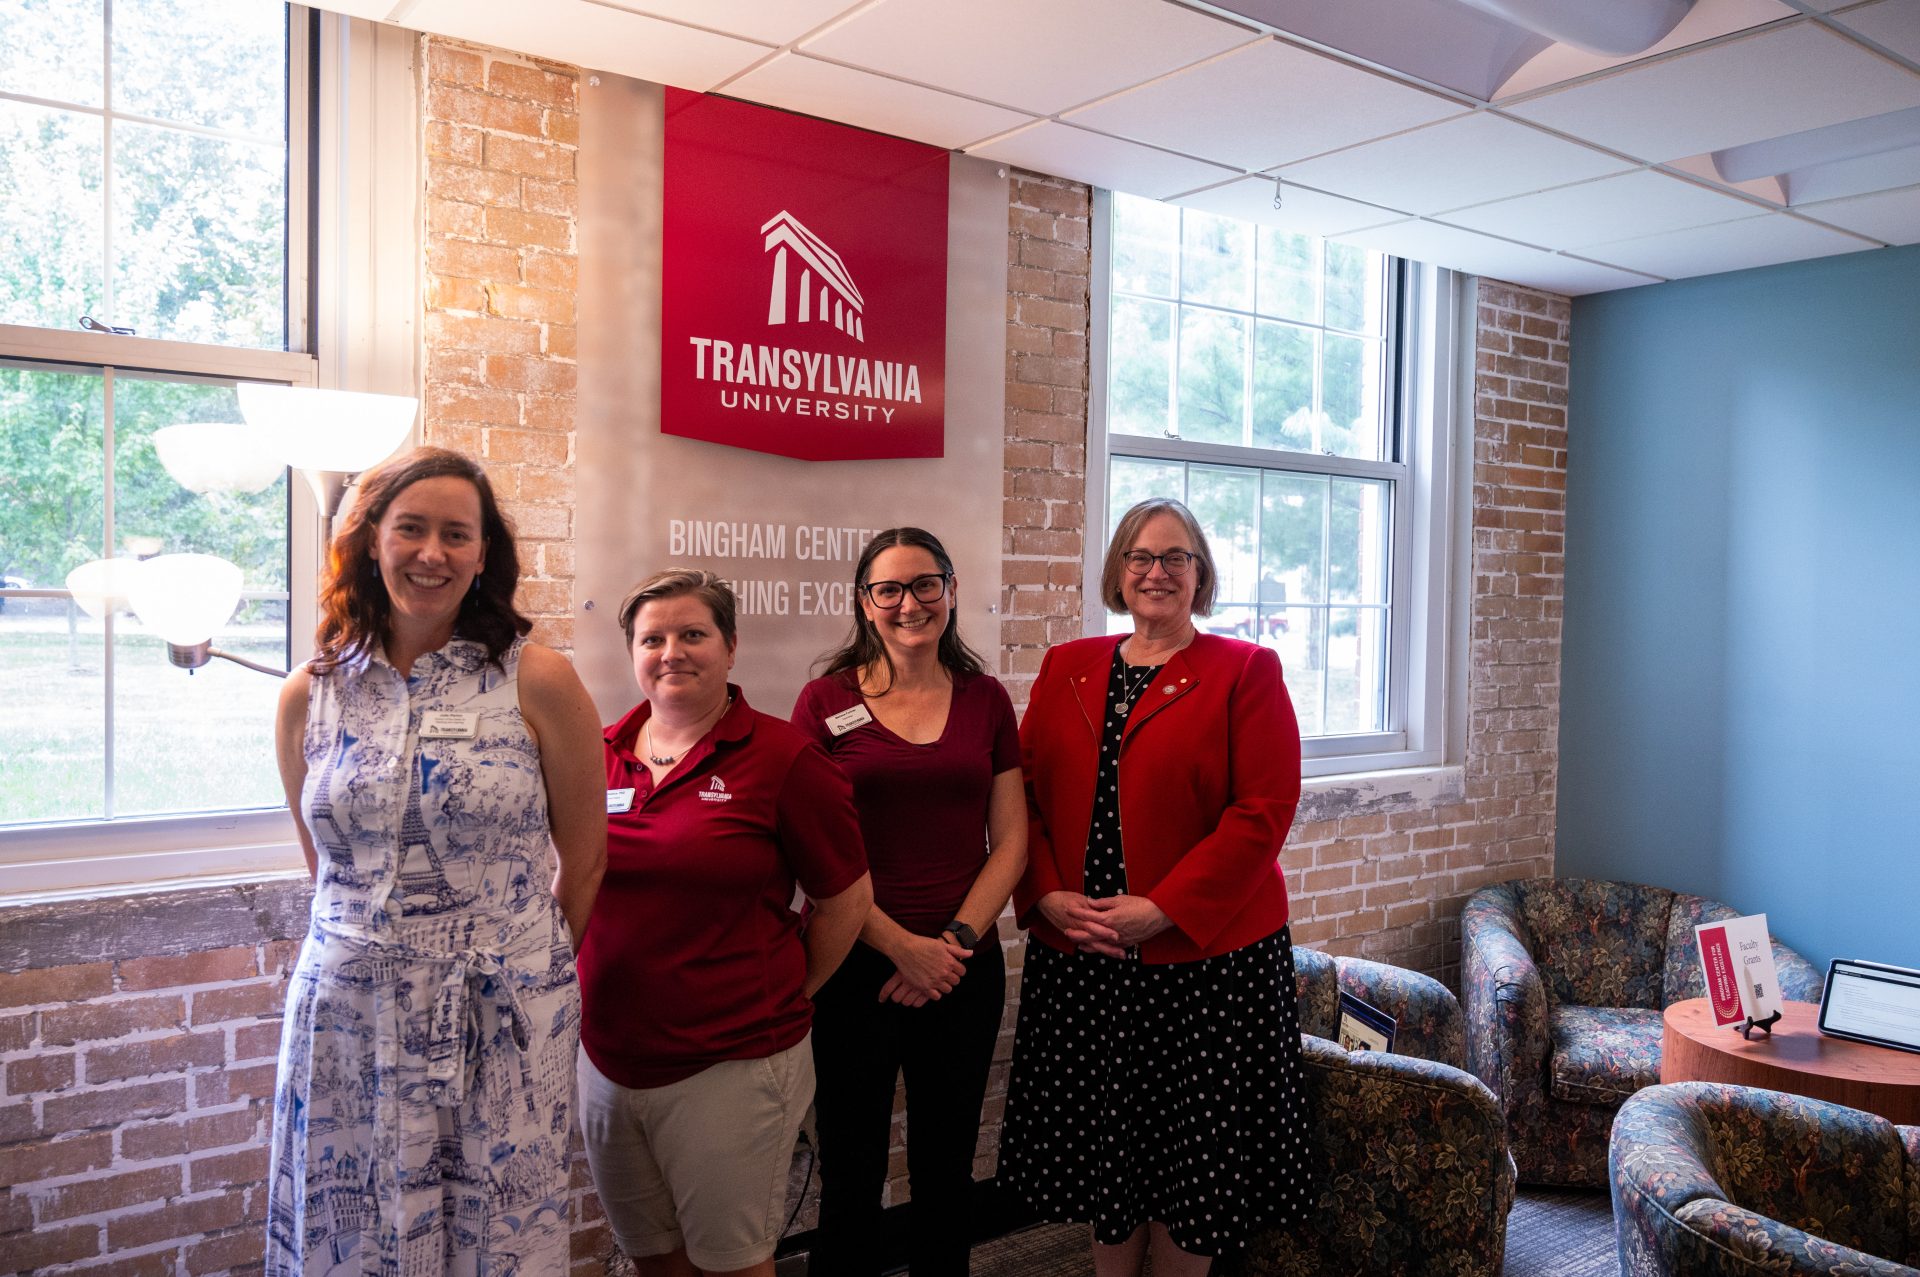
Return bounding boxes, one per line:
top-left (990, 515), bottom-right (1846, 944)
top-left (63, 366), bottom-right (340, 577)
top-left (1115, 659), bottom-right (1158, 713)
top-left (645, 696), bottom-right (731, 766)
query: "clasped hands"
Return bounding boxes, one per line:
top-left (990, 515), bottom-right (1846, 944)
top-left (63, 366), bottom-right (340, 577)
top-left (877, 930), bottom-right (973, 1007)
top-left (1037, 890), bottom-right (1170, 958)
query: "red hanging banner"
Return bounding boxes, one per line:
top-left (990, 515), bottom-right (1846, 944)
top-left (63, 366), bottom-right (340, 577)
top-left (660, 88), bottom-right (950, 461)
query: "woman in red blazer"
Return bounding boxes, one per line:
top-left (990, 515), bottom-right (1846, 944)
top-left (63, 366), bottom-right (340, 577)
top-left (998, 497), bottom-right (1314, 1277)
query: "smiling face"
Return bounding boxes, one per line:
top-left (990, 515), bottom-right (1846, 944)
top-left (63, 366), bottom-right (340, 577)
top-left (1120, 511), bottom-right (1199, 628)
top-left (859, 544), bottom-right (953, 666)
top-left (629, 592), bottom-right (736, 722)
top-left (368, 475), bottom-right (487, 638)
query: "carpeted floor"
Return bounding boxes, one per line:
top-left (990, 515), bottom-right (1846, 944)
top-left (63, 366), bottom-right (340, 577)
top-left (955, 1187), bottom-right (1617, 1276)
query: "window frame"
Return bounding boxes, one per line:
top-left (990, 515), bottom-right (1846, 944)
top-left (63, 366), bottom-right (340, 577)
top-left (1085, 188), bottom-right (1466, 778)
top-left (0, 9), bottom-right (420, 894)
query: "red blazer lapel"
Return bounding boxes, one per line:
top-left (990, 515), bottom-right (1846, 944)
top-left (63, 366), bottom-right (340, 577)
top-left (1121, 644), bottom-right (1202, 746)
top-left (1063, 636), bottom-right (1122, 741)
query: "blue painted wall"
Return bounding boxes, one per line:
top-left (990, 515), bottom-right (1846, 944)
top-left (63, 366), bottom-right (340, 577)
top-left (1558, 244), bottom-right (1920, 972)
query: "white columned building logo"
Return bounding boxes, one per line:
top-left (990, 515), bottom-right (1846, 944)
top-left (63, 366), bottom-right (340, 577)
top-left (763, 210), bottom-right (865, 341)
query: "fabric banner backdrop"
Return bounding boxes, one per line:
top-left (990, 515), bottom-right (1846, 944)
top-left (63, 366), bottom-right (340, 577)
top-left (573, 77), bottom-right (1007, 721)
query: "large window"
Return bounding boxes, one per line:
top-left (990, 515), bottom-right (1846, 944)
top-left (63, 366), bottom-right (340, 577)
top-left (0, 2), bottom-right (310, 850)
top-left (1094, 192), bottom-right (1458, 772)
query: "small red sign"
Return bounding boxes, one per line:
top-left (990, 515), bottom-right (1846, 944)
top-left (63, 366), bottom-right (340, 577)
top-left (1696, 925), bottom-right (1745, 1026)
top-left (661, 89), bottom-right (949, 461)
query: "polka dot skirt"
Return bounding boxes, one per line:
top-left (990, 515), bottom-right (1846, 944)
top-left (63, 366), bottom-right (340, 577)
top-left (1000, 649), bottom-right (1315, 1257)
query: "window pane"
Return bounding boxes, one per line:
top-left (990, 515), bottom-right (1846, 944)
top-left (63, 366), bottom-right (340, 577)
top-left (1179, 210), bottom-right (1252, 312)
top-left (1256, 227), bottom-right (1316, 323)
top-left (0, 0), bottom-right (104, 107)
top-left (0, 364), bottom-right (106, 585)
top-left (1251, 320), bottom-right (1312, 451)
top-left (113, 121), bottom-right (285, 346)
top-left (1325, 240), bottom-right (1383, 334)
top-left (1278, 606), bottom-right (1325, 736)
top-left (112, 0), bottom-right (285, 136)
top-left (1187, 464), bottom-right (1258, 604)
top-left (1261, 471), bottom-right (1325, 604)
top-left (111, 602), bottom-right (285, 817)
top-left (0, 101), bottom-right (105, 330)
top-left (1108, 455), bottom-right (1183, 540)
top-left (1109, 297), bottom-right (1172, 439)
top-left (113, 374), bottom-right (289, 587)
top-left (0, 608), bottom-right (107, 822)
top-left (1329, 478), bottom-right (1390, 606)
top-left (1112, 192), bottom-right (1177, 298)
top-left (1176, 308), bottom-right (1245, 445)
top-left (1321, 332), bottom-right (1384, 461)
top-left (1325, 607), bottom-right (1386, 734)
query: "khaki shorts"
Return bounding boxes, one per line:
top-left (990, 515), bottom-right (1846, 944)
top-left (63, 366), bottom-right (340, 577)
top-left (578, 1037), bottom-right (814, 1271)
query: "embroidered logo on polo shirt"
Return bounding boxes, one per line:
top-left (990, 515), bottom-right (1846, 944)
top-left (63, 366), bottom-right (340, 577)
top-left (699, 775), bottom-right (733, 803)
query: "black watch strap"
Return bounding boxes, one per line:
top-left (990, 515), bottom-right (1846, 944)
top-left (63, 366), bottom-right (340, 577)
top-left (944, 921), bottom-right (980, 950)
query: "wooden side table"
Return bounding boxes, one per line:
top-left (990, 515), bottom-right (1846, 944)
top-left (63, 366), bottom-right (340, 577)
top-left (1661, 998), bottom-right (1920, 1125)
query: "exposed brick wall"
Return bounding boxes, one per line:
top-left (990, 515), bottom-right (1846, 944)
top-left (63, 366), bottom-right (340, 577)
top-left (0, 892), bottom-right (305, 1277)
top-left (420, 37), bottom-right (581, 653)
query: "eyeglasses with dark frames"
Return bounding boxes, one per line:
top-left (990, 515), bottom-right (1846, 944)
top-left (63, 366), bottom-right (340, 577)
top-left (862, 573), bottom-right (951, 609)
top-left (1121, 550), bottom-right (1194, 576)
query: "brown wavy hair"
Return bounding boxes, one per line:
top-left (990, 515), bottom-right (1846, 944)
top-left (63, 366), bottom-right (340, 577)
top-left (308, 447), bottom-right (529, 674)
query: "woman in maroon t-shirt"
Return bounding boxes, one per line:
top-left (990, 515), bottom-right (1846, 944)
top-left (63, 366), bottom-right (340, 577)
top-left (792, 528), bottom-right (1026, 1277)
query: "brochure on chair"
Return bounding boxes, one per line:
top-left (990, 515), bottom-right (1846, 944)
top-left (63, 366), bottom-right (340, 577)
top-left (1336, 991), bottom-right (1397, 1053)
top-left (1694, 914), bottom-right (1785, 1028)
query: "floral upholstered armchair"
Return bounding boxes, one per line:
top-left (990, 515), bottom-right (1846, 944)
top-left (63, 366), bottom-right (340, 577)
top-left (1225, 948), bottom-right (1515, 1277)
top-left (1611, 1082), bottom-right (1920, 1276)
top-left (1462, 877), bottom-right (1822, 1186)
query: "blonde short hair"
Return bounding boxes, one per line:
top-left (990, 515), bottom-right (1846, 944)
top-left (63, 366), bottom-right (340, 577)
top-left (1099, 498), bottom-right (1216, 617)
top-left (618, 569), bottom-right (738, 647)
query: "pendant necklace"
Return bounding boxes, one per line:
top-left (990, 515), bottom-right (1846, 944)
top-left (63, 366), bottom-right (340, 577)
top-left (1115, 659), bottom-right (1157, 713)
top-left (645, 695), bottom-right (732, 766)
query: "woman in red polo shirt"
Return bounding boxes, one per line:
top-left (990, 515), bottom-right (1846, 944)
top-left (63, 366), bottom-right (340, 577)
top-left (792, 528), bottom-right (1026, 1277)
top-left (577, 569), bottom-right (872, 1277)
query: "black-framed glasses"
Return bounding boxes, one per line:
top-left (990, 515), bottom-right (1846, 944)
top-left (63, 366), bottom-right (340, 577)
top-left (1122, 550), bottom-right (1194, 576)
top-left (862, 573), bottom-right (951, 608)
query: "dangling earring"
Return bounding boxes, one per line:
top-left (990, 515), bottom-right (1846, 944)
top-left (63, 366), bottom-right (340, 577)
top-left (470, 573), bottom-right (482, 593)
top-left (369, 562), bottom-right (381, 581)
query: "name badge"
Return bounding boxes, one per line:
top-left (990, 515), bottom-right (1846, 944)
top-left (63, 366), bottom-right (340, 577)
top-left (420, 711), bottom-right (479, 740)
top-left (606, 787), bottom-right (635, 814)
top-left (825, 703), bottom-right (874, 737)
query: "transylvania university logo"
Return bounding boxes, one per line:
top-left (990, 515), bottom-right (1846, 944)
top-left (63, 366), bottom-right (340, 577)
top-left (763, 211), bottom-right (863, 341)
top-left (661, 89), bottom-right (949, 461)
top-left (699, 775), bottom-right (732, 804)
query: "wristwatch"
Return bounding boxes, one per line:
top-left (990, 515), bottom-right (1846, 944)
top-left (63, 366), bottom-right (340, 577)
top-left (943, 921), bottom-right (980, 950)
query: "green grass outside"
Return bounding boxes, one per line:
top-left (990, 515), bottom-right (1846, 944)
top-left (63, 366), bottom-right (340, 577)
top-left (0, 618), bottom-right (286, 825)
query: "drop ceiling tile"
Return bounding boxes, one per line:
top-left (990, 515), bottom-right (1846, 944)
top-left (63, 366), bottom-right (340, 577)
top-left (1663, 153), bottom-right (1788, 204)
top-left (1338, 219), bottom-right (1661, 293)
top-left (723, 54), bottom-right (1035, 148)
top-left (1582, 211), bottom-right (1873, 276)
top-left (1274, 112), bottom-right (1632, 215)
top-left (1062, 38), bottom-right (1466, 172)
top-left (401, 0), bottom-right (772, 91)
top-left (797, 0), bottom-right (1255, 116)
top-left (1495, 0), bottom-right (1795, 99)
top-left (1827, 0), bottom-right (1920, 62)
top-left (1505, 22), bottom-right (1920, 161)
top-left (967, 121), bottom-right (1238, 200)
top-left (600, 0), bottom-right (861, 47)
top-left (1439, 169), bottom-right (1765, 247)
top-left (1799, 182), bottom-right (1920, 241)
top-left (1172, 176), bottom-right (1408, 237)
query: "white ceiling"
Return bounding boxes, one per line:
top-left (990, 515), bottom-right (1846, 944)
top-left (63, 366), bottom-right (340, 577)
top-left (335, 0), bottom-right (1920, 295)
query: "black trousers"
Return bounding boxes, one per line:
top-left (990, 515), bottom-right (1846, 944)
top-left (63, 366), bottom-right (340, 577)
top-left (807, 932), bottom-right (1005, 1277)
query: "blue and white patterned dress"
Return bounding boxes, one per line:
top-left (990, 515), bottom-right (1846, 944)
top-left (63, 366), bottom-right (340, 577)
top-left (267, 636), bottom-right (580, 1277)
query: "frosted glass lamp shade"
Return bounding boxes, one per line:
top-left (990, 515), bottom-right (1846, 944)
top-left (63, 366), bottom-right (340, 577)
top-left (65, 557), bottom-right (149, 620)
top-left (153, 423), bottom-right (288, 494)
top-left (127, 553), bottom-right (244, 646)
top-left (236, 383), bottom-right (417, 473)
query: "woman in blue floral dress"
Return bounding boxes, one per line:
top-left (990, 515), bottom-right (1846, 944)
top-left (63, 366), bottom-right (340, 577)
top-left (266, 447), bottom-right (606, 1277)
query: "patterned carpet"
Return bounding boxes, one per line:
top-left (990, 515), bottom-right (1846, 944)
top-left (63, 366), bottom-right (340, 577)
top-left (952, 1188), bottom-right (1618, 1276)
